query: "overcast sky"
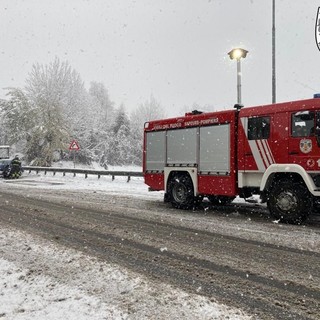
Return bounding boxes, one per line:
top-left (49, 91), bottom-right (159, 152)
top-left (0, 0), bottom-right (319, 116)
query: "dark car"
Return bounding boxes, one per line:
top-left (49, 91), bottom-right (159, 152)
top-left (0, 159), bottom-right (22, 179)
top-left (0, 159), bottom-right (12, 178)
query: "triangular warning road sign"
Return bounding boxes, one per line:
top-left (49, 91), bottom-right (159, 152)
top-left (69, 140), bottom-right (80, 151)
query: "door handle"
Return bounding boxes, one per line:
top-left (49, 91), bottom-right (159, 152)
top-left (289, 151), bottom-right (299, 155)
top-left (245, 152), bottom-right (253, 156)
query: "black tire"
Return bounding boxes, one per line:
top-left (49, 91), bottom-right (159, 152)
top-left (167, 173), bottom-right (195, 209)
top-left (208, 195), bottom-right (235, 205)
top-left (267, 180), bottom-right (312, 224)
top-left (3, 166), bottom-right (11, 179)
top-left (3, 171), bottom-right (10, 179)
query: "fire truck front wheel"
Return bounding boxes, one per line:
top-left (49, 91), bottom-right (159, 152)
top-left (167, 173), bottom-right (195, 210)
top-left (267, 180), bottom-right (312, 224)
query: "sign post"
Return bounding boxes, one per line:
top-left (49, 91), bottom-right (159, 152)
top-left (69, 140), bottom-right (80, 168)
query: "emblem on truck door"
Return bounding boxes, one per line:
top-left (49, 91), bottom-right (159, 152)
top-left (307, 159), bottom-right (315, 167)
top-left (300, 139), bottom-right (312, 154)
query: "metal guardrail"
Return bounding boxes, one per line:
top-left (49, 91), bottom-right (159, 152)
top-left (23, 166), bottom-right (143, 182)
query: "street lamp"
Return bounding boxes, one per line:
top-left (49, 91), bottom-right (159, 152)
top-left (228, 48), bottom-right (248, 105)
top-left (272, 0), bottom-right (276, 103)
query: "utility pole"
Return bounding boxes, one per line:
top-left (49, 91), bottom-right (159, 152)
top-left (272, 0), bottom-right (276, 103)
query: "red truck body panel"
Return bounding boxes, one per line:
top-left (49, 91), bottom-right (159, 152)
top-left (144, 98), bottom-right (320, 198)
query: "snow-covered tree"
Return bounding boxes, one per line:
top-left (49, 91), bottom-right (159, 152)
top-left (25, 57), bottom-right (85, 115)
top-left (130, 95), bottom-right (166, 165)
top-left (23, 58), bottom-right (88, 165)
top-left (112, 104), bottom-right (130, 135)
top-left (89, 81), bottom-right (114, 126)
top-left (0, 57), bottom-right (163, 167)
top-left (106, 105), bottom-right (134, 165)
top-left (131, 95), bottom-right (166, 126)
top-left (0, 88), bottom-right (37, 145)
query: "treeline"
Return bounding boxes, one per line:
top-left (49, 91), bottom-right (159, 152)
top-left (0, 58), bottom-right (166, 167)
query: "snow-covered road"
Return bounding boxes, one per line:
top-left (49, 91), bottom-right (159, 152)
top-left (0, 171), bottom-right (252, 320)
top-left (0, 226), bottom-right (250, 320)
top-left (1, 169), bottom-right (320, 319)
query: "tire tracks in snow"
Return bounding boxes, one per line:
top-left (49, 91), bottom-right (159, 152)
top-left (0, 191), bottom-right (319, 319)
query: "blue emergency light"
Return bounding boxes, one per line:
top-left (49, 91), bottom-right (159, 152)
top-left (313, 93), bottom-right (320, 98)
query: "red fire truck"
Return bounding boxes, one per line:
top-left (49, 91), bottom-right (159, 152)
top-left (143, 96), bottom-right (320, 223)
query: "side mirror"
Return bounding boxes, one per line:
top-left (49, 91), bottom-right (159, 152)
top-left (315, 127), bottom-right (320, 146)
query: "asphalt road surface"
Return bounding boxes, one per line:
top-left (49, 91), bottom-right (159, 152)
top-left (0, 182), bottom-right (319, 320)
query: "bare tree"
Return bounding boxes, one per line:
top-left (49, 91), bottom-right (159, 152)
top-left (131, 95), bottom-right (166, 127)
top-left (129, 95), bottom-right (166, 165)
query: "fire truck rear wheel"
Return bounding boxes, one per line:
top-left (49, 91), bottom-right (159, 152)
top-left (267, 180), bottom-right (312, 224)
top-left (168, 173), bottom-right (195, 210)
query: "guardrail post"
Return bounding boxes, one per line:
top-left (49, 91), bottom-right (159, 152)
top-left (112, 175), bottom-right (115, 181)
top-left (127, 176), bottom-right (131, 182)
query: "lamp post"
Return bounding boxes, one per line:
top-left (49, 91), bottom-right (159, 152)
top-left (228, 48), bottom-right (248, 105)
top-left (272, 0), bottom-right (276, 103)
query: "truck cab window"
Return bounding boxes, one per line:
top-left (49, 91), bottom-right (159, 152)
top-left (291, 111), bottom-right (315, 137)
top-left (247, 116), bottom-right (270, 140)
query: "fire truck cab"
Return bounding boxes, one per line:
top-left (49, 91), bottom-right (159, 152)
top-left (143, 97), bottom-right (320, 224)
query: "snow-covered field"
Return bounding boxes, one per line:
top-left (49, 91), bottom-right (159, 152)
top-left (0, 166), bottom-right (252, 320)
top-left (19, 164), bottom-right (161, 201)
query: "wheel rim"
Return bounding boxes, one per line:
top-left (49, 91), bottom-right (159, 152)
top-left (276, 190), bottom-right (298, 212)
top-left (172, 183), bottom-right (187, 203)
